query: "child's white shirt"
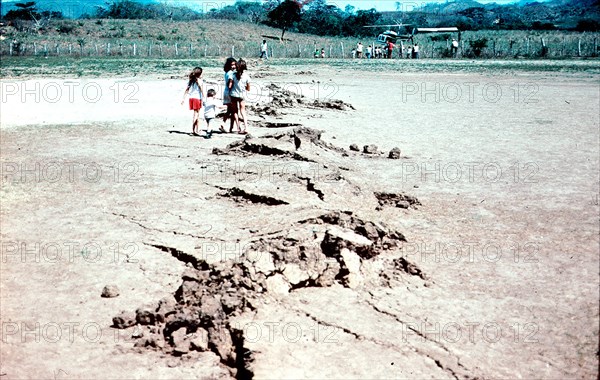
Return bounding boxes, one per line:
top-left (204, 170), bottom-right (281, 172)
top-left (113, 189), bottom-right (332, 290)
top-left (204, 97), bottom-right (218, 119)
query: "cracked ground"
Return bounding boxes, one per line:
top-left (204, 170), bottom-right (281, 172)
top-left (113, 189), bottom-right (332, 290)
top-left (1, 64), bottom-right (599, 379)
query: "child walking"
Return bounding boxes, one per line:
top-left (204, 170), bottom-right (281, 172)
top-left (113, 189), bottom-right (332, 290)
top-left (181, 67), bottom-right (205, 135)
top-left (203, 89), bottom-right (226, 138)
top-left (229, 58), bottom-right (251, 134)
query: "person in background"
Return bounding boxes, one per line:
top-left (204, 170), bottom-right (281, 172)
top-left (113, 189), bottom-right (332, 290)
top-left (320, 48), bottom-right (325, 58)
top-left (260, 39), bottom-right (268, 59)
top-left (413, 43), bottom-right (420, 59)
top-left (387, 41), bottom-right (394, 59)
top-left (366, 45), bottom-right (372, 59)
top-left (356, 42), bottom-right (363, 58)
top-left (451, 38), bottom-right (459, 57)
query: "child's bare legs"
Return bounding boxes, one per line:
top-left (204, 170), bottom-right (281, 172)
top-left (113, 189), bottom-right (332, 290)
top-left (227, 104), bottom-right (236, 132)
top-left (239, 99), bottom-right (248, 132)
top-left (230, 101), bottom-right (241, 133)
top-left (192, 110), bottom-right (200, 134)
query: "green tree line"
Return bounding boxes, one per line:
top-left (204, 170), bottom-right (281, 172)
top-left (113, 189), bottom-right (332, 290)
top-left (2, 0), bottom-right (599, 36)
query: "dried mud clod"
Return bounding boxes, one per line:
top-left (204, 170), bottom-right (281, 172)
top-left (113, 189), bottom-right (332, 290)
top-left (379, 257), bottom-right (430, 289)
top-left (212, 126), bottom-right (344, 161)
top-left (113, 211), bottom-right (418, 376)
top-left (374, 192), bottom-right (422, 210)
top-left (218, 187), bottom-right (289, 206)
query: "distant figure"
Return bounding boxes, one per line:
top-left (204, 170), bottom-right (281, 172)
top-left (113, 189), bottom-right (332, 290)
top-left (366, 45), bottom-right (372, 59)
top-left (413, 43), bottom-right (420, 59)
top-left (351, 48), bottom-right (356, 59)
top-left (408, 45), bottom-right (413, 59)
top-left (260, 39), bottom-right (268, 59)
top-left (314, 48), bottom-right (320, 58)
top-left (387, 41), bottom-right (394, 59)
top-left (451, 38), bottom-right (459, 57)
top-left (181, 67), bottom-right (205, 136)
top-left (11, 39), bottom-right (20, 56)
top-left (320, 48), bottom-right (325, 58)
top-left (356, 42), bottom-right (363, 58)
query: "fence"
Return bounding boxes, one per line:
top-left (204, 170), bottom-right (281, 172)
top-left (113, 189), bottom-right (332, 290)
top-left (1, 34), bottom-right (599, 59)
top-left (0, 40), bottom-right (352, 59)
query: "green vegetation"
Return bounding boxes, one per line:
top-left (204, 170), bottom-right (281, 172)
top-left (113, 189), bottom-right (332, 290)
top-left (2, 56), bottom-right (599, 79)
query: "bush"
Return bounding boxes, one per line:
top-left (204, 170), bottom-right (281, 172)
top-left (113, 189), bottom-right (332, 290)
top-left (468, 37), bottom-right (488, 57)
top-left (56, 22), bottom-right (76, 34)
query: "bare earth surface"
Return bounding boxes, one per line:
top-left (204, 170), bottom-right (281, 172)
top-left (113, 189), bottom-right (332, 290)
top-left (1, 61), bottom-right (599, 379)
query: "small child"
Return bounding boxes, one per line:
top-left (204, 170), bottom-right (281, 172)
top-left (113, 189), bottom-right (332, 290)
top-left (181, 67), bottom-right (205, 136)
top-left (203, 89), bottom-right (226, 138)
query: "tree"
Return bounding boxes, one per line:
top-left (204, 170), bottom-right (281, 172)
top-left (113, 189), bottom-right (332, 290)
top-left (576, 19), bottom-right (600, 32)
top-left (4, 2), bottom-right (40, 21)
top-left (267, 0), bottom-right (304, 40)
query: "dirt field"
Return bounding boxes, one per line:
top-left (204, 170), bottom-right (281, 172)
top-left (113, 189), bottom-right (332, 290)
top-left (1, 60), bottom-right (599, 379)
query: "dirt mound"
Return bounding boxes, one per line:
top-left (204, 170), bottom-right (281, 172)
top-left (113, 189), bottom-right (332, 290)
top-left (374, 192), bottom-right (422, 210)
top-left (249, 84), bottom-right (355, 118)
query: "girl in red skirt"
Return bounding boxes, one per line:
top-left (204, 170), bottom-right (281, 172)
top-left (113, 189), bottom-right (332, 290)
top-left (181, 67), bottom-right (205, 135)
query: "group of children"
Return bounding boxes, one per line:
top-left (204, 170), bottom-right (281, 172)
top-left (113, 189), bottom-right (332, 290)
top-left (181, 57), bottom-right (251, 138)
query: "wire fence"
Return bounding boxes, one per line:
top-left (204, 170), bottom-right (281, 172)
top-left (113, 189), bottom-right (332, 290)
top-left (1, 34), bottom-right (599, 59)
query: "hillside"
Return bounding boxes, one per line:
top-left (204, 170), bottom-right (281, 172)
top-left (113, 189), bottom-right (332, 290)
top-left (0, 17), bottom-right (360, 59)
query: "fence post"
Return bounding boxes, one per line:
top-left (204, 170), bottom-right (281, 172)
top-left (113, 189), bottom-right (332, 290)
top-left (9, 42), bottom-right (12, 56)
top-left (340, 42), bottom-right (344, 58)
top-left (594, 38), bottom-right (597, 57)
top-left (159, 44), bottom-right (163, 57)
top-left (578, 38), bottom-right (581, 57)
top-left (149, 43), bottom-right (152, 56)
top-left (69, 44), bottom-right (72, 55)
top-left (189, 43), bottom-right (192, 57)
top-left (34, 42), bottom-right (37, 55)
top-left (44, 44), bottom-right (48, 56)
top-left (232, 45), bottom-right (235, 57)
top-left (541, 37), bottom-right (546, 57)
top-left (175, 43), bottom-right (178, 56)
top-left (107, 42), bottom-right (111, 56)
top-left (95, 44), bottom-right (99, 55)
top-left (55, 43), bottom-right (59, 55)
top-left (204, 44), bottom-right (207, 57)
top-left (493, 40), bottom-right (496, 57)
top-left (526, 37), bottom-right (530, 56)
